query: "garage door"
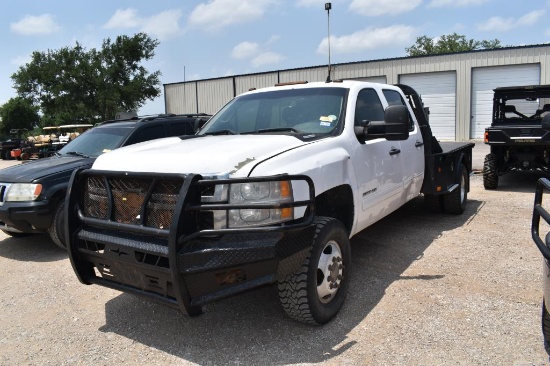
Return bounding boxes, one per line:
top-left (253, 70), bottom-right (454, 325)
top-left (400, 72), bottom-right (457, 140)
top-left (470, 64), bottom-right (540, 138)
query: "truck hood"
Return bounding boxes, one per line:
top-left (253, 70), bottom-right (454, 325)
top-left (0, 155), bottom-right (95, 183)
top-left (92, 135), bottom-right (308, 176)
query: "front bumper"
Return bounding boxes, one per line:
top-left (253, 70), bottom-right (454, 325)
top-left (0, 200), bottom-right (53, 233)
top-left (66, 169), bottom-right (316, 316)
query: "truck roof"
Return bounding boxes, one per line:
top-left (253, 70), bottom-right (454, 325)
top-left (243, 80), bottom-right (402, 95)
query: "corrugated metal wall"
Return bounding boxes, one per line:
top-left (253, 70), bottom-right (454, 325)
top-left (196, 79), bottom-right (234, 115)
top-left (235, 73), bottom-right (278, 95)
top-left (164, 44), bottom-right (550, 141)
top-left (165, 83), bottom-right (197, 114)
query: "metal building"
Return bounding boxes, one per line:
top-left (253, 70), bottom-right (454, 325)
top-left (164, 44), bottom-right (550, 141)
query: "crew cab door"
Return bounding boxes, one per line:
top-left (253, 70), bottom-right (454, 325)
top-left (382, 89), bottom-right (425, 201)
top-left (351, 88), bottom-right (405, 229)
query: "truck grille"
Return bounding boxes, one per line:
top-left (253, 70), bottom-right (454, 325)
top-left (83, 176), bottom-right (183, 229)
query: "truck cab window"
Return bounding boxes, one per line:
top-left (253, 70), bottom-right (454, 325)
top-left (355, 89), bottom-right (384, 126)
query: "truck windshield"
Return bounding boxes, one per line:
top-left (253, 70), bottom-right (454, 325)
top-left (199, 87), bottom-right (347, 136)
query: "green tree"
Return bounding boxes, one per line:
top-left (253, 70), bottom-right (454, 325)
top-left (11, 33), bottom-right (161, 124)
top-left (0, 97), bottom-right (40, 135)
top-left (406, 33), bottom-right (502, 56)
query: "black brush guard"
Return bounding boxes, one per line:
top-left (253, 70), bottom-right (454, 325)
top-left (65, 169), bottom-right (316, 316)
top-left (532, 178), bottom-right (550, 261)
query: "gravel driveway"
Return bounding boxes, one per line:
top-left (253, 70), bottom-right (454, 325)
top-left (0, 148), bottom-right (549, 365)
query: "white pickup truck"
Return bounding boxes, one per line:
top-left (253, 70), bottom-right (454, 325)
top-left (65, 80), bottom-right (474, 324)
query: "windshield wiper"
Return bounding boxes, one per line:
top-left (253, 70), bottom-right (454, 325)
top-left (246, 127), bottom-right (300, 134)
top-left (203, 129), bottom-right (238, 136)
top-left (64, 151), bottom-right (90, 158)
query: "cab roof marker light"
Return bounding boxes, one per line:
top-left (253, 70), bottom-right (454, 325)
top-left (274, 81), bottom-right (308, 87)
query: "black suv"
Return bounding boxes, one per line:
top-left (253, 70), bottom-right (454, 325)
top-left (0, 113), bottom-right (210, 248)
top-left (483, 85), bottom-right (550, 189)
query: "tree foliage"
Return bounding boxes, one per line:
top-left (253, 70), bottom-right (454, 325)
top-left (406, 33), bottom-right (502, 56)
top-left (11, 33), bottom-right (161, 125)
top-left (0, 97), bottom-right (40, 135)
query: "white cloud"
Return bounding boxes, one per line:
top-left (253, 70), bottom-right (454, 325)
top-left (188, 0), bottom-right (278, 31)
top-left (478, 9), bottom-right (545, 31)
top-left (232, 42), bottom-right (261, 59)
top-left (517, 9), bottom-right (546, 26)
top-left (231, 37), bottom-right (285, 68)
top-left (103, 8), bottom-right (141, 29)
top-left (349, 0), bottom-right (421, 16)
top-left (266, 35), bottom-right (281, 45)
top-left (142, 10), bottom-right (183, 40)
top-left (317, 25), bottom-right (417, 54)
top-left (428, 0), bottom-right (489, 7)
top-left (103, 8), bottom-right (182, 40)
top-left (10, 14), bottom-right (61, 36)
top-left (251, 52), bottom-right (286, 68)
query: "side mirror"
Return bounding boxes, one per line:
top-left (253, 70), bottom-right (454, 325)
top-left (354, 105), bottom-right (410, 142)
top-left (194, 117), bottom-right (209, 132)
top-left (384, 105), bottom-right (409, 141)
top-left (543, 114), bottom-right (550, 131)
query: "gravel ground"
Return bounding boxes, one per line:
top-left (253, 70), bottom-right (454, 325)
top-left (1, 144), bottom-right (549, 365)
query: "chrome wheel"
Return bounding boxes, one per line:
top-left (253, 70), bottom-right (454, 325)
top-left (317, 239), bottom-right (343, 304)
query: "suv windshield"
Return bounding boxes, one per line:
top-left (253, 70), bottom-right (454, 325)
top-left (199, 87), bottom-right (347, 136)
top-left (57, 126), bottom-right (132, 158)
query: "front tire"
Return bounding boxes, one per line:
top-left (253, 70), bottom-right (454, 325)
top-left (483, 153), bottom-right (499, 189)
top-left (48, 202), bottom-right (66, 249)
top-left (443, 164), bottom-right (468, 214)
top-left (278, 217), bottom-right (351, 325)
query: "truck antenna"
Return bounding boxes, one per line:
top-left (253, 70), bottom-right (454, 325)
top-left (325, 2), bottom-right (332, 83)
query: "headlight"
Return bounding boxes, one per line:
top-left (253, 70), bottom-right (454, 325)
top-left (5, 183), bottom-right (43, 201)
top-left (228, 181), bottom-right (293, 228)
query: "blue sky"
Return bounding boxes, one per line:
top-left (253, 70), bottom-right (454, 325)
top-left (1, 0), bottom-right (550, 116)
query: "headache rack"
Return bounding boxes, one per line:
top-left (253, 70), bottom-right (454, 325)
top-left (65, 169), bottom-right (315, 315)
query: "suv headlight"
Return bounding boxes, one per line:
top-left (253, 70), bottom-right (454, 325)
top-left (227, 181), bottom-right (293, 228)
top-left (5, 183), bottom-right (43, 201)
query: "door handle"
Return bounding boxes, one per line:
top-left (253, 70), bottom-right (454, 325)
top-left (389, 148), bottom-right (401, 156)
top-left (415, 141), bottom-right (424, 147)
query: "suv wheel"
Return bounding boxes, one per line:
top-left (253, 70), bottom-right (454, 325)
top-left (48, 202), bottom-right (66, 249)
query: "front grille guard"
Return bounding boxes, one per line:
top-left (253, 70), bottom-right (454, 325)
top-left (532, 177), bottom-right (550, 260)
top-left (65, 168), bottom-right (315, 315)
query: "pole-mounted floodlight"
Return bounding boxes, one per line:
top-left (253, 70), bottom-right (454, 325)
top-left (325, 3), bottom-right (332, 82)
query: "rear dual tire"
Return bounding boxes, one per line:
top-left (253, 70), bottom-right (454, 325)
top-left (424, 164), bottom-right (468, 215)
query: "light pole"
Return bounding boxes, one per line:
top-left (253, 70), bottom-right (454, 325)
top-left (325, 2), bottom-right (332, 82)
